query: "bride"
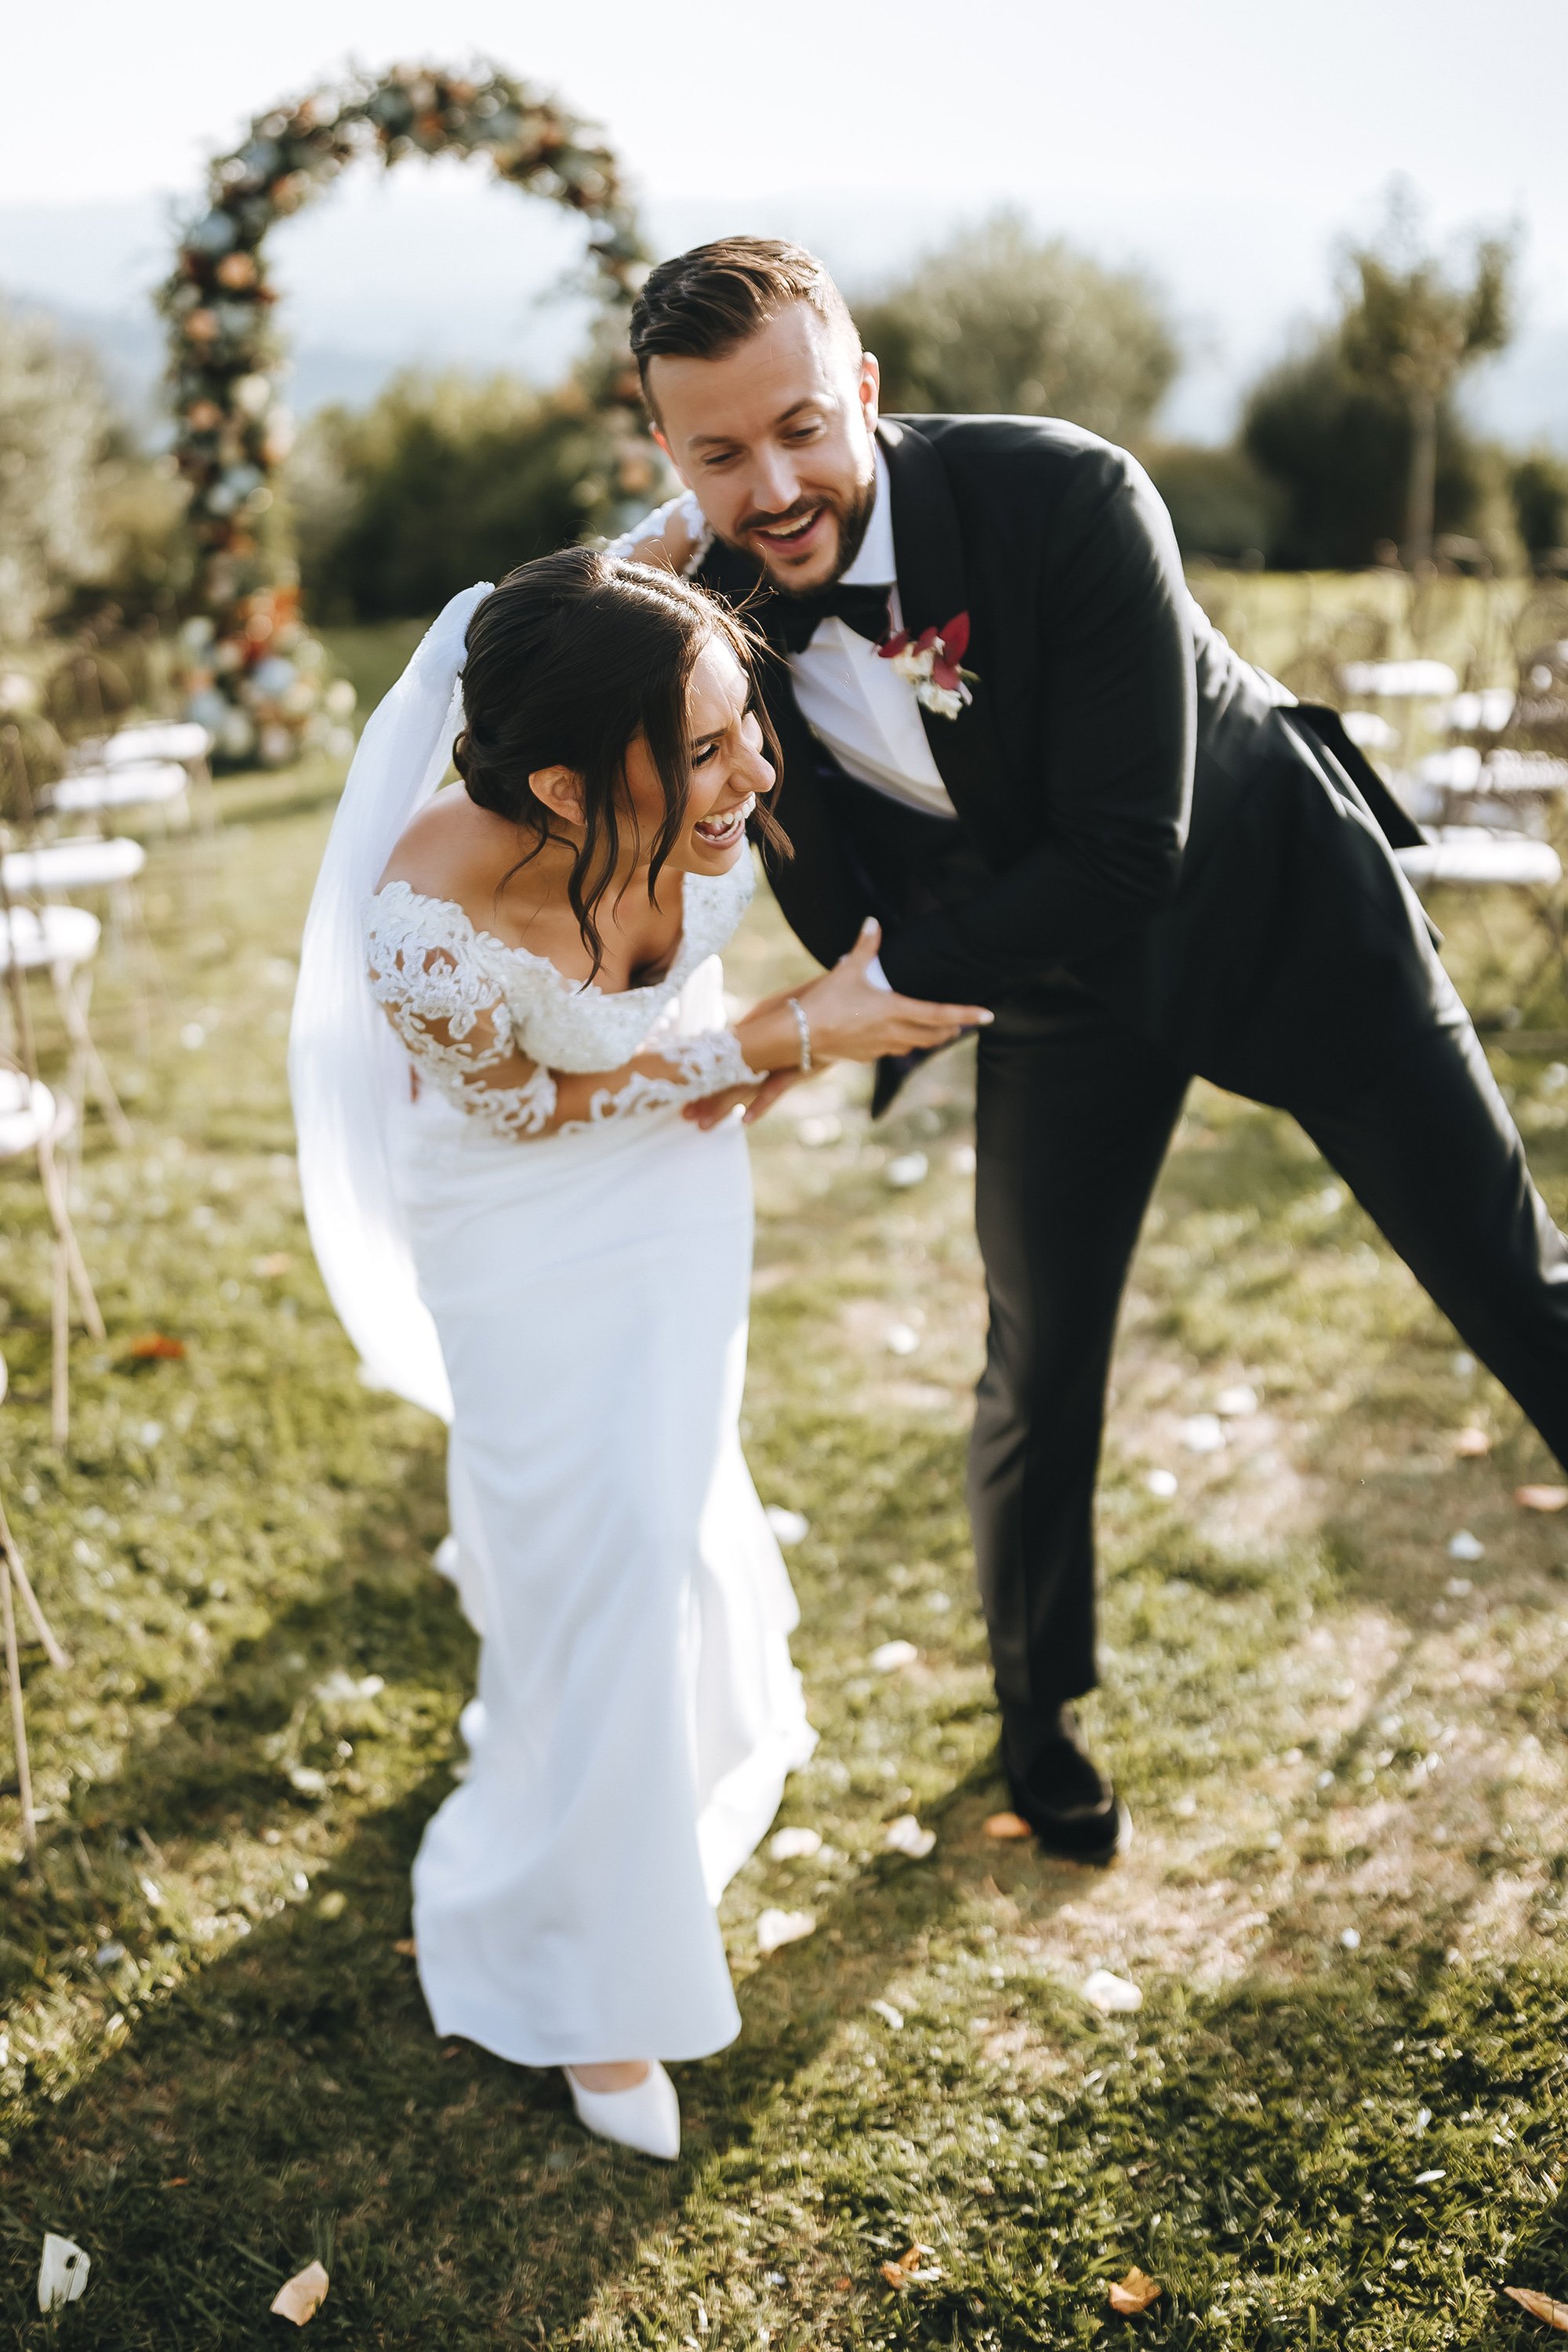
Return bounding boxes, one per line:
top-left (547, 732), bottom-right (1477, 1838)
top-left (289, 550), bottom-right (988, 2158)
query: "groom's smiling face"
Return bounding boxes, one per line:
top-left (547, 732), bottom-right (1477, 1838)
top-left (647, 303), bottom-right (880, 596)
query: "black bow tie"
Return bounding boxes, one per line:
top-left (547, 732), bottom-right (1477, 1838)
top-left (765, 580), bottom-right (894, 655)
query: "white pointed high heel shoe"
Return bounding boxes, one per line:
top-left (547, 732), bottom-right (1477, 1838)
top-left (564, 2063), bottom-right (681, 2161)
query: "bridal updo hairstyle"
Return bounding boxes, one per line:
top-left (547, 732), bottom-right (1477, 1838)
top-left (454, 547), bottom-right (784, 977)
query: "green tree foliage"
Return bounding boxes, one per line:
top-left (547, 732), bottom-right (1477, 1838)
top-left (0, 301), bottom-right (116, 641)
top-left (1142, 444), bottom-right (1283, 564)
top-left (1510, 449), bottom-right (1568, 568)
top-left (289, 372), bottom-right (638, 623)
top-left (1240, 337), bottom-right (1497, 570)
top-left (855, 211), bottom-right (1178, 444)
top-left (1338, 191), bottom-right (1513, 562)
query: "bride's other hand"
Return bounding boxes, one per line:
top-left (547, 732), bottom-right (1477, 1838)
top-left (790, 920), bottom-right (992, 1064)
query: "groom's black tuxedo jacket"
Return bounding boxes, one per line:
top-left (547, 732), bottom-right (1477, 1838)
top-left (696, 415), bottom-right (1443, 1108)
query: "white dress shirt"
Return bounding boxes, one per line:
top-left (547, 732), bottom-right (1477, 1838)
top-left (786, 443), bottom-right (958, 823)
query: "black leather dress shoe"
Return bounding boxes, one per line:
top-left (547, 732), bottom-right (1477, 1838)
top-left (1008, 1788), bottom-right (1131, 1867)
top-left (1003, 1704), bottom-right (1129, 1864)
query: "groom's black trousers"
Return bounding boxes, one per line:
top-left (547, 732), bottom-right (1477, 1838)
top-left (970, 978), bottom-right (1568, 1788)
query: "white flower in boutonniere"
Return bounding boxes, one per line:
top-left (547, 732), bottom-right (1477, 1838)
top-left (877, 611), bottom-right (978, 720)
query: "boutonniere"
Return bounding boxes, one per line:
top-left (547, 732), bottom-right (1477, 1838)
top-left (877, 611), bottom-right (978, 720)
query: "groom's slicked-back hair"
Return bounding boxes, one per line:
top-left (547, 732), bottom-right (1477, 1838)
top-left (630, 237), bottom-right (860, 408)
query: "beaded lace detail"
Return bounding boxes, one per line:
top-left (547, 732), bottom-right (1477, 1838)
top-left (364, 858), bottom-right (757, 1142)
top-left (604, 489), bottom-right (713, 579)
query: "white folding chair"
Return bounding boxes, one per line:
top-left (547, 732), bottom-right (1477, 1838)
top-left (44, 760), bottom-right (190, 834)
top-left (0, 1065), bottom-right (103, 1450)
top-left (0, 902), bottom-right (132, 1148)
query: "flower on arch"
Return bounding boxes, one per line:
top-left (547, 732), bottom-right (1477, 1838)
top-left (877, 611), bottom-right (977, 720)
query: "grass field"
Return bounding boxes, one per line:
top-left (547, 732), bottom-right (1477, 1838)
top-left (2, 633), bottom-right (1568, 2345)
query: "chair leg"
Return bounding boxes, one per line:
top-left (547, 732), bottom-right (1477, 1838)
top-left (34, 1132), bottom-right (104, 1341)
top-left (2, 1552), bottom-right (36, 1866)
top-left (51, 960), bottom-right (132, 1150)
top-left (50, 1236), bottom-right (69, 1449)
top-left (0, 1501), bottom-right (69, 1671)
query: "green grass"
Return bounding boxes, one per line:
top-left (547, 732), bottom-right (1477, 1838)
top-left (0, 735), bottom-right (1566, 2347)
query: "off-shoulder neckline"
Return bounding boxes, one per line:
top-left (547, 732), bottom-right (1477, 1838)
top-left (368, 868), bottom-right (735, 1002)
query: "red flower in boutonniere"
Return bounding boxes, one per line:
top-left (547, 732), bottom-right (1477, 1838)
top-left (877, 611), bottom-right (978, 719)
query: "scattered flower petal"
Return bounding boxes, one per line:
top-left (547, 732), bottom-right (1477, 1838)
top-left (1447, 1530), bottom-right (1484, 1561)
top-left (1341, 1928), bottom-right (1362, 1950)
top-left (1504, 2287), bottom-right (1568, 2329)
top-left (1217, 1384), bottom-right (1258, 1417)
top-left (949, 1142), bottom-right (977, 1174)
top-left (869, 1639), bottom-right (919, 1672)
top-left (286, 1766), bottom-right (328, 1797)
top-left (885, 1152), bottom-right (929, 1189)
top-left (95, 1940), bottom-right (126, 1967)
top-left (880, 2243), bottom-right (942, 2291)
top-left (1083, 1968), bottom-right (1142, 2014)
top-left (38, 2234), bottom-right (90, 2313)
top-left (1180, 1414), bottom-right (1225, 1454)
top-left (1516, 1485), bottom-right (1568, 1513)
top-left (885, 1323), bottom-right (920, 1356)
top-left (764, 1505), bottom-right (810, 1545)
top-left (270, 2261), bottom-right (330, 2325)
top-left (795, 1114), bottom-right (841, 1147)
top-left (394, 1937), bottom-right (418, 1958)
top-left (757, 1907), bottom-right (816, 1955)
top-left (1446, 1576), bottom-right (1474, 1598)
top-left (768, 1826), bottom-right (822, 1861)
top-left (983, 1811), bottom-right (1034, 1841)
top-left (884, 1814), bottom-right (936, 1859)
top-left (253, 1252), bottom-right (294, 1276)
top-left (126, 1334), bottom-right (186, 1360)
top-left (1145, 1468), bottom-right (1178, 1497)
top-left (1453, 1427), bottom-right (1490, 1457)
top-left (1108, 2267), bottom-right (1162, 2314)
top-left (870, 1999), bottom-right (905, 2030)
top-left (1414, 2168), bottom-right (1446, 2186)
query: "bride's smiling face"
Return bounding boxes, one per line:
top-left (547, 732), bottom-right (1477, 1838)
top-left (631, 633), bottom-right (774, 876)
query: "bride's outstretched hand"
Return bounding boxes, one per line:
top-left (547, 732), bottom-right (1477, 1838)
top-left (684, 920), bottom-right (993, 1131)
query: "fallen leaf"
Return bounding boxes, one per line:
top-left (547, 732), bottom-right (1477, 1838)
top-left (38, 2234), bottom-right (90, 2313)
top-left (869, 1639), bottom-right (919, 1672)
top-left (983, 1811), bottom-right (1033, 1841)
top-left (884, 1814), bottom-right (936, 1859)
top-left (253, 1252), bottom-right (294, 1276)
top-left (1108, 2267), bottom-right (1162, 2315)
top-left (126, 1334), bottom-right (185, 1360)
top-left (1504, 2286), bottom-right (1568, 2329)
top-left (162, 2177), bottom-right (189, 2187)
top-left (394, 1937), bottom-right (418, 1958)
top-left (757, 1907), bottom-right (816, 1955)
top-left (270, 2260), bottom-right (329, 2325)
top-left (880, 2243), bottom-right (942, 2290)
top-left (1453, 1427), bottom-right (1490, 1457)
top-left (1083, 1969), bottom-right (1143, 2015)
top-left (1516, 1485), bottom-right (1568, 1513)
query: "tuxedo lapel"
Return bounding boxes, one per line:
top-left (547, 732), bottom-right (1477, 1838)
top-left (879, 419), bottom-right (1007, 843)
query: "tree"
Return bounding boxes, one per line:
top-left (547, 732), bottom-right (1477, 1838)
top-left (854, 211), bottom-right (1178, 445)
top-left (1240, 336), bottom-right (1500, 571)
top-left (289, 372), bottom-right (644, 623)
top-left (1338, 187), bottom-right (1513, 565)
top-left (0, 301), bottom-right (115, 641)
top-left (1510, 449), bottom-right (1568, 570)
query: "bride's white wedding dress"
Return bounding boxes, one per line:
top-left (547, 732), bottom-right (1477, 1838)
top-left (290, 586), bottom-right (812, 2073)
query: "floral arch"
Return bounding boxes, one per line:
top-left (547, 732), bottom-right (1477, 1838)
top-left (158, 63), bottom-right (649, 762)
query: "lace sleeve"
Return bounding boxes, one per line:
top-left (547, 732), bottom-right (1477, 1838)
top-left (602, 489), bottom-right (712, 578)
top-left (366, 920), bottom-right (560, 1140)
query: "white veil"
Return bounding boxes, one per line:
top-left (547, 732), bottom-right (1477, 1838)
top-left (288, 582), bottom-right (492, 1422)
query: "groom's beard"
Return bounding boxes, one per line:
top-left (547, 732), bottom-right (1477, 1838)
top-left (719, 470), bottom-right (878, 593)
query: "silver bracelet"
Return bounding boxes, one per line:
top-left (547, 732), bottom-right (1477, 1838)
top-left (786, 996), bottom-right (813, 1074)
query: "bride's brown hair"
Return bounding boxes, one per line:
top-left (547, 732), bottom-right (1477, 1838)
top-left (454, 548), bottom-right (786, 979)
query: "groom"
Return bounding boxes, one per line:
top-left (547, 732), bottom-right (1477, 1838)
top-left (626, 236), bottom-right (1568, 1864)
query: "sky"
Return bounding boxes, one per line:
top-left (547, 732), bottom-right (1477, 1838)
top-left (2, 0), bottom-right (1564, 443)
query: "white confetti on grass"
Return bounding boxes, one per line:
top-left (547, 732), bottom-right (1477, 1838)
top-left (757, 1907), bottom-right (816, 1955)
top-left (1414, 2169), bottom-right (1446, 2186)
top-left (270, 2260), bottom-right (330, 2325)
top-left (1145, 1468), bottom-right (1178, 1498)
top-left (1341, 1928), bottom-right (1362, 1950)
top-left (870, 1999), bottom-right (905, 2030)
top-left (1447, 1531), bottom-right (1484, 1562)
top-left (869, 1639), bottom-right (919, 1672)
top-left (38, 2235), bottom-right (89, 2313)
top-left (1082, 1969), bottom-right (1143, 2015)
top-left (884, 1815), bottom-right (936, 1859)
top-left (885, 1151), bottom-right (929, 1189)
top-left (1217, 1384), bottom-right (1259, 1417)
top-left (885, 1323), bottom-right (920, 1356)
top-left (768, 1826), bottom-right (822, 1862)
top-left (1180, 1414), bottom-right (1225, 1454)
